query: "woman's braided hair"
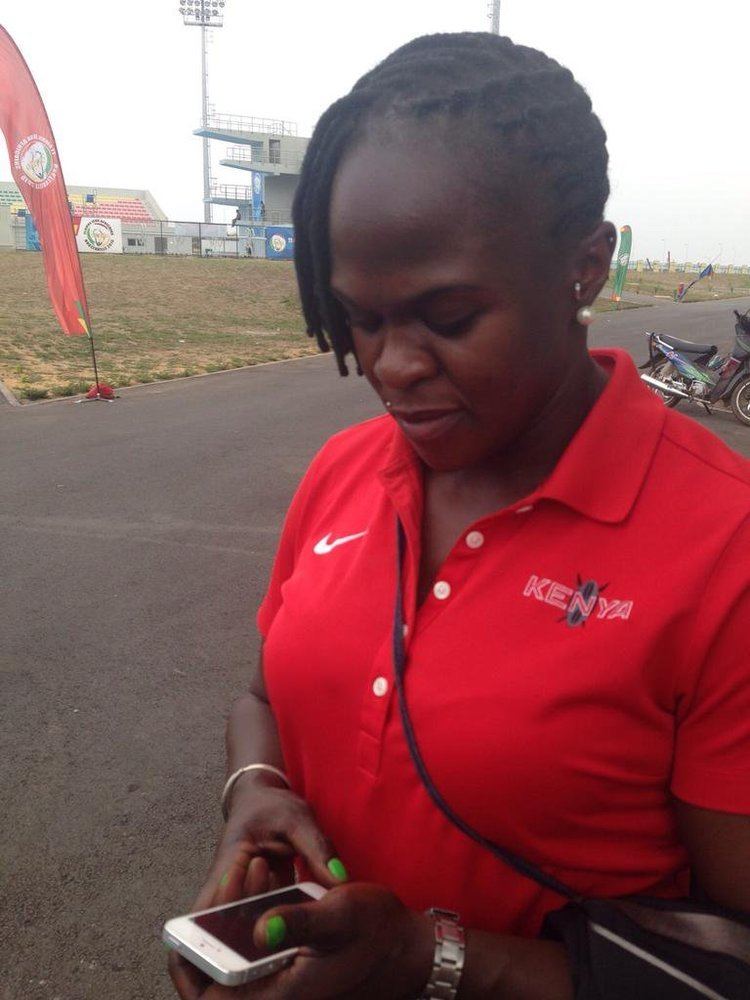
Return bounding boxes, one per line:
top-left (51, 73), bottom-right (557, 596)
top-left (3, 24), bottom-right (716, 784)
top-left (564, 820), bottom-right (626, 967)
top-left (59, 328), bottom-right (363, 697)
top-left (293, 32), bottom-right (609, 375)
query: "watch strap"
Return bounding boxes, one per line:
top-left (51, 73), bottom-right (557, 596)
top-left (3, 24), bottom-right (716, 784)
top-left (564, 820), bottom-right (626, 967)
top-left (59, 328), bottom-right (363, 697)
top-left (419, 908), bottom-right (465, 1000)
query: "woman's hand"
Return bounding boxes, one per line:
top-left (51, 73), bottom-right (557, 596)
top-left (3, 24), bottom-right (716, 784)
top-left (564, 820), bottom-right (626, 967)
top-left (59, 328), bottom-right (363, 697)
top-left (199, 774), bottom-right (348, 914)
top-left (168, 775), bottom-right (350, 1000)
top-left (168, 848), bottom-right (275, 1000)
top-left (177, 882), bottom-right (434, 1000)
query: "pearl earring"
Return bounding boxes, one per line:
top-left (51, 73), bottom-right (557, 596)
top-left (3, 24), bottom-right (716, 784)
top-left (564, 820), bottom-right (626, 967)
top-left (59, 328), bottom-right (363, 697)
top-left (384, 400), bottom-right (393, 409)
top-left (573, 281), bottom-right (594, 325)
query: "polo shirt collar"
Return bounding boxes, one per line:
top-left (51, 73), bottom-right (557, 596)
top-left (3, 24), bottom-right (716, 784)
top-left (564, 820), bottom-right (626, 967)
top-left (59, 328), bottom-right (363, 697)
top-left (536, 349), bottom-right (665, 523)
top-left (378, 348), bottom-right (665, 526)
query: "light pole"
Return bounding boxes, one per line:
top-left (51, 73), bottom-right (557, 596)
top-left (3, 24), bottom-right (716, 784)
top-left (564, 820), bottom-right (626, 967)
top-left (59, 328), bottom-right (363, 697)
top-left (179, 0), bottom-right (226, 223)
top-left (489, 0), bottom-right (501, 34)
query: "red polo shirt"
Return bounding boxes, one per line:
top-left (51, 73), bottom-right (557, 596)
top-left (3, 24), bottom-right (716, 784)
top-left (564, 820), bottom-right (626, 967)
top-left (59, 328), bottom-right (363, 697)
top-left (258, 349), bottom-right (750, 937)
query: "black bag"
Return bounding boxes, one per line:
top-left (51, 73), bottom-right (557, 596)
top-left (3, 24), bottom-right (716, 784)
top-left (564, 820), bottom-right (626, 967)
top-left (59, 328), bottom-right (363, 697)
top-left (392, 522), bottom-right (750, 999)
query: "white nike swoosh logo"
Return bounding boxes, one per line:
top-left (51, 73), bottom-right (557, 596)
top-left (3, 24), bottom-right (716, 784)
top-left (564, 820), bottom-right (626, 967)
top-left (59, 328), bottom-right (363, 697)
top-left (313, 531), bottom-right (367, 555)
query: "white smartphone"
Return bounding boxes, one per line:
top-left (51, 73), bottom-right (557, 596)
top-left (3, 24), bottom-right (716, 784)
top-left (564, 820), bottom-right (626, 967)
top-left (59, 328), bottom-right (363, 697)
top-left (163, 882), bottom-right (326, 986)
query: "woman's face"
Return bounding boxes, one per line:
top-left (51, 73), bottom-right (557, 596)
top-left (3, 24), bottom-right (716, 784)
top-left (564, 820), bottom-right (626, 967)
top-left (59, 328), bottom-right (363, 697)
top-left (329, 133), bottom-right (596, 473)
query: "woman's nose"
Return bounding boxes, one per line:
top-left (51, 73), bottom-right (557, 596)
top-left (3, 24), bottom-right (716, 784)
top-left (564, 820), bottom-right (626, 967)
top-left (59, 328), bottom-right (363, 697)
top-left (371, 324), bottom-right (438, 391)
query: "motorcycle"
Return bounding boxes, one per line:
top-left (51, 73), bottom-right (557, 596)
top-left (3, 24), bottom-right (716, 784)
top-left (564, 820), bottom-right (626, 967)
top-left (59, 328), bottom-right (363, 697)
top-left (639, 308), bottom-right (750, 426)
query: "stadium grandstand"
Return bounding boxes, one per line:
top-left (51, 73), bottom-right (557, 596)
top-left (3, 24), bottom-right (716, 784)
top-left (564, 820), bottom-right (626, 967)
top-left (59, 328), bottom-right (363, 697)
top-left (0, 181), bottom-right (166, 250)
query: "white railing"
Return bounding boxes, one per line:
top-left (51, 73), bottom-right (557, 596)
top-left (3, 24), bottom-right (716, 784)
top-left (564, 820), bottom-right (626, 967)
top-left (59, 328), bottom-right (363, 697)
top-left (225, 146), bottom-right (253, 161)
top-left (222, 146), bottom-right (306, 171)
top-left (205, 113), bottom-right (297, 136)
top-left (211, 183), bottom-right (253, 202)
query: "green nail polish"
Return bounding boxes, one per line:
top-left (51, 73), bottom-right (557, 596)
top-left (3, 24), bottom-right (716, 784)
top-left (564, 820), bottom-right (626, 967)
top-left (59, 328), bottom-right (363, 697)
top-left (266, 915), bottom-right (286, 949)
top-left (219, 871), bottom-right (229, 887)
top-left (327, 857), bottom-right (348, 881)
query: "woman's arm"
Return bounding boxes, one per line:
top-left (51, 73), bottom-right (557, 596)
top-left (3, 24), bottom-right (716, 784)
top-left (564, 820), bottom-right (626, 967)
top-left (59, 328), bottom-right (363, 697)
top-left (457, 930), bottom-right (573, 999)
top-left (224, 644), bottom-right (287, 795)
top-left (219, 645), bottom-right (343, 883)
top-left (455, 801), bottom-right (750, 999)
top-left (674, 798), bottom-right (750, 912)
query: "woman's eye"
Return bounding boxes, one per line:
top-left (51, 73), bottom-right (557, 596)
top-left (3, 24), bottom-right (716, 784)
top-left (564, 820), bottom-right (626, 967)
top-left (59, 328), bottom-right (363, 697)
top-left (347, 315), bottom-right (381, 334)
top-left (426, 313), bottom-right (479, 337)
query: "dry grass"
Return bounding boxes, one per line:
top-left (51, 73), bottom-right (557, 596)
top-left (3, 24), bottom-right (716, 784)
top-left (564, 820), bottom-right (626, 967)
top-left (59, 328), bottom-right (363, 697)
top-left (594, 295), bottom-right (641, 313)
top-left (0, 252), bottom-right (315, 399)
top-left (621, 270), bottom-right (750, 302)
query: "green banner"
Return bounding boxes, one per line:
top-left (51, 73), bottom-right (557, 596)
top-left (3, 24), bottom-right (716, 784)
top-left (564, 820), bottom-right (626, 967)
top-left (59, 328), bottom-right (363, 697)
top-left (611, 225), bottom-right (632, 302)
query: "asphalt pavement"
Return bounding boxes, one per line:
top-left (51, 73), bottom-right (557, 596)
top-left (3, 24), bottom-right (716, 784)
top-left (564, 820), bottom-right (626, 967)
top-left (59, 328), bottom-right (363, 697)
top-left (2, 295), bottom-right (749, 1000)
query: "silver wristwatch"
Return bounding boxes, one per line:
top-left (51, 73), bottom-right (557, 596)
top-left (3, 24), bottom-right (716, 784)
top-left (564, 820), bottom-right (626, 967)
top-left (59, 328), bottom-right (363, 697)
top-left (418, 908), bottom-right (466, 1000)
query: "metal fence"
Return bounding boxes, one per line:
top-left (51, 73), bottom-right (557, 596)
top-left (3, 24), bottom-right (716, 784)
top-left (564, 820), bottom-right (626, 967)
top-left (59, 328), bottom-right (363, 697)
top-left (11, 216), bottom-right (291, 259)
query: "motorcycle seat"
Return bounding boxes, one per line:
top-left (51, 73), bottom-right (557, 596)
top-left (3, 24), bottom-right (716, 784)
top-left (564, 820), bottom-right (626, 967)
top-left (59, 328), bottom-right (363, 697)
top-left (657, 334), bottom-right (717, 356)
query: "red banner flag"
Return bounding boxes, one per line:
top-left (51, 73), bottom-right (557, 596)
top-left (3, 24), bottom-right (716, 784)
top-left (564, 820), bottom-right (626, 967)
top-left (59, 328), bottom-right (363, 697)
top-left (0, 26), bottom-right (89, 336)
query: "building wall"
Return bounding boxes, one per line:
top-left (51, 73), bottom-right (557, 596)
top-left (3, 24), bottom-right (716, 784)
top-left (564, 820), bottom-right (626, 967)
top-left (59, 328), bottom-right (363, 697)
top-left (250, 133), bottom-right (307, 169)
top-left (264, 175), bottom-right (298, 222)
top-left (0, 206), bottom-right (13, 248)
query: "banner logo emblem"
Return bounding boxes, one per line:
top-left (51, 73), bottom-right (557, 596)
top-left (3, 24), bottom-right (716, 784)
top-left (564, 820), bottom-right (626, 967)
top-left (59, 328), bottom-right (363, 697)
top-left (14, 134), bottom-right (58, 189)
top-left (269, 233), bottom-right (286, 253)
top-left (82, 219), bottom-right (115, 252)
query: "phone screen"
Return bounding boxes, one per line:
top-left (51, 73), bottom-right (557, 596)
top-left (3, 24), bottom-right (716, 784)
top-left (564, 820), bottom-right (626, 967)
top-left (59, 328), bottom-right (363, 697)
top-left (191, 889), bottom-right (311, 963)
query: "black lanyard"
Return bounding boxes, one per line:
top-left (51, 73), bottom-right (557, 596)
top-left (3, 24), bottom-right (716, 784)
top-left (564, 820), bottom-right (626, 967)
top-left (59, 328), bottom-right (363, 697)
top-left (391, 518), bottom-right (580, 903)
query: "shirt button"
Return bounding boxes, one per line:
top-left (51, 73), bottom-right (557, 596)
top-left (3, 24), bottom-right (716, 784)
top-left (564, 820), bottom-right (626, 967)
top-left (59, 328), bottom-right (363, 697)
top-left (402, 624), bottom-right (409, 638)
top-left (465, 530), bottom-right (484, 549)
top-left (433, 580), bottom-right (451, 600)
top-left (516, 504), bottom-right (534, 514)
top-left (372, 676), bottom-right (389, 697)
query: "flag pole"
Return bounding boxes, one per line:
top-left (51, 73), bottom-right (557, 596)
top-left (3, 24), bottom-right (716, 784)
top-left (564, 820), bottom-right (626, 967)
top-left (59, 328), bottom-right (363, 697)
top-left (88, 329), bottom-right (101, 390)
top-left (75, 299), bottom-right (112, 402)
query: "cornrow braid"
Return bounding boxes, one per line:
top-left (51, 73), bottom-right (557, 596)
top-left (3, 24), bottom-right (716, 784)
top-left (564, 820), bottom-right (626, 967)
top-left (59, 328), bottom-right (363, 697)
top-left (293, 32), bottom-right (609, 375)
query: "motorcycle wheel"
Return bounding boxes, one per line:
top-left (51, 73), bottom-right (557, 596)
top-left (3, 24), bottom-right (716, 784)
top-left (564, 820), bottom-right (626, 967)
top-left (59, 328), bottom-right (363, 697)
top-left (648, 362), bottom-right (682, 408)
top-left (730, 378), bottom-right (750, 426)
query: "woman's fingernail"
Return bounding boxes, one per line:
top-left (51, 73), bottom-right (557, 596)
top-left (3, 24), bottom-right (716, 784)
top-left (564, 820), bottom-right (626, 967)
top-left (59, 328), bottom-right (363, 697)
top-left (327, 857), bottom-right (348, 881)
top-left (265, 915), bottom-right (287, 949)
top-left (219, 871), bottom-right (229, 887)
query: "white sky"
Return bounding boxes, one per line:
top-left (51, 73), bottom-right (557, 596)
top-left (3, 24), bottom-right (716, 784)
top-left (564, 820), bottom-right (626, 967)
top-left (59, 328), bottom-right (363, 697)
top-left (2, 0), bottom-right (749, 263)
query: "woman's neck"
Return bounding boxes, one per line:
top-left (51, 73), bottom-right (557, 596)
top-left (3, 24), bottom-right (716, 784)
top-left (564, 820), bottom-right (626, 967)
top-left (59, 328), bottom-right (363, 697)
top-left (425, 352), bottom-right (608, 510)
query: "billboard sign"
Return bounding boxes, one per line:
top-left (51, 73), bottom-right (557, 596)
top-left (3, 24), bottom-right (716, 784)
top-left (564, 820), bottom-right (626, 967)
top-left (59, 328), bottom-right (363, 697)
top-left (266, 225), bottom-right (295, 260)
top-left (75, 216), bottom-right (123, 254)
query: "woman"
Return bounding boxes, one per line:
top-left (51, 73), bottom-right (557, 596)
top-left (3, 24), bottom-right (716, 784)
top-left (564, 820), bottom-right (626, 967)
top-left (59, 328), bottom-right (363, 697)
top-left (170, 32), bottom-right (750, 999)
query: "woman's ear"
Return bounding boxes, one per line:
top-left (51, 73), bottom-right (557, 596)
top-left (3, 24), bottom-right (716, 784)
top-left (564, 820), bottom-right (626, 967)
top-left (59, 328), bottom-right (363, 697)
top-left (573, 222), bottom-right (617, 303)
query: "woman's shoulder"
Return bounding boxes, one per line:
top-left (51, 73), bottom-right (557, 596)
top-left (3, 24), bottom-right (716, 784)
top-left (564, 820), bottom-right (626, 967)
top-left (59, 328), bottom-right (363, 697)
top-left (659, 408), bottom-right (750, 503)
top-left (312, 413), bottom-right (395, 469)
top-left (301, 414), bottom-right (396, 491)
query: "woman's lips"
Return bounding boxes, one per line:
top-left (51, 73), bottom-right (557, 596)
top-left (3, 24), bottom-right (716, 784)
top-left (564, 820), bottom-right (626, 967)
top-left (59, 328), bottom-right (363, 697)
top-left (391, 408), bottom-right (463, 443)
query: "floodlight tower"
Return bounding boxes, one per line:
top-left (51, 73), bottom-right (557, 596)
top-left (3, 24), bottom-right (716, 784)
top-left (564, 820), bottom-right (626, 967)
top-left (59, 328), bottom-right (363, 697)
top-left (489, 0), bottom-right (501, 33)
top-left (179, 0), bottom-right (226, 223)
